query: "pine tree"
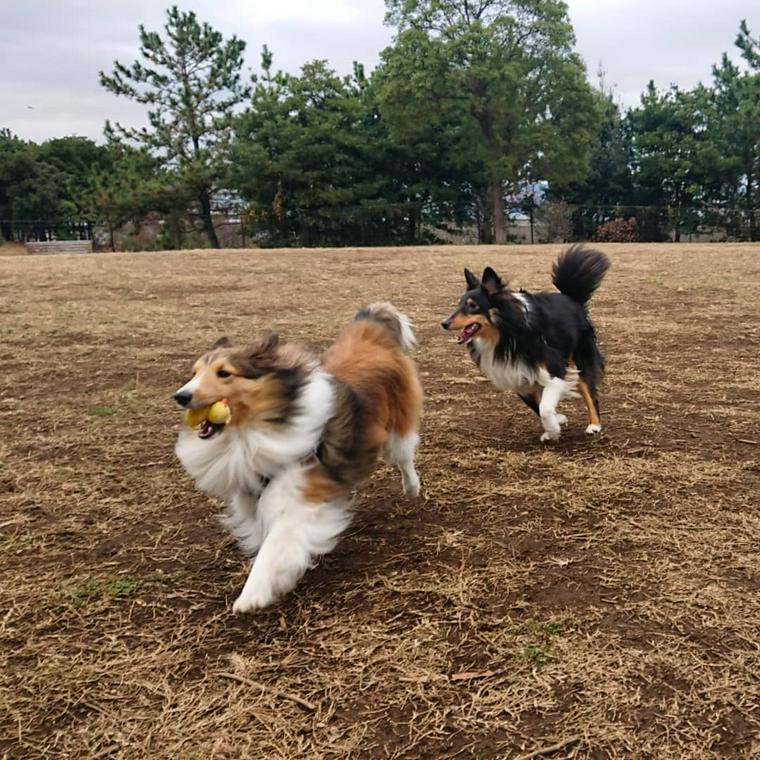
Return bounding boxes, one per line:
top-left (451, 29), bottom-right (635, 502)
top-left (230, 50), bottom-right (437, 246)
top-left (718, 20), bottom-right (760, 239)
top-left (100, 6), bottom-right (250, 248)
top-left (627, 83), bottom-right (709, 241)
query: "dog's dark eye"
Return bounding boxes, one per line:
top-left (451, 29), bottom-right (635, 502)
top-left (468, 303), bottom-right (479, 314)
top-left (217, 368), bottom-right (231, 379)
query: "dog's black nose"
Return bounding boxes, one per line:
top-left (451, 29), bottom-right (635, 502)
top-left (441, 319), bottom-right (451, 330)
top-left (174, 390), bottom-right (192, 407)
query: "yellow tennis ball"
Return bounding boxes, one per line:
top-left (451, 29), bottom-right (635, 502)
top-left (184, 406), bottom-right (210, 428)
top-left (207, 400), bottom-right (232, 425)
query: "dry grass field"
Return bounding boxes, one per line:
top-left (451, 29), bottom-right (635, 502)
top-left (1, 243), bottom-right (759, 759)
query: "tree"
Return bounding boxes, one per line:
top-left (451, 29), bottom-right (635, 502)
top-left (622, 21), bottom-right (759, 242)
top-left (0, 130), bottom-right (37, 225)
top-left (379, 0), bottom-right (598, 243)
top-left (704, 21), bottom-right (760, 239)
top-left (735, 18), bottom-right (760, 69)
top-left (627, 83), bottom-right (715, 241)
top-left (231, 53), bottom-right (385, 245)
top-left (77, 143), bottom-right (185, 250)
top-left (231, 50), bottom-right (455, 246)
top-left (37, 137), bottom-right (113, 217)
top-left (551, 74), bottom-right (635, 241)
top-left (557, 74), bottom-right (634, 208)
top-left (100, 6), bottom-right (250, 248)
top-left (0, 131), bottom-right (75, 230)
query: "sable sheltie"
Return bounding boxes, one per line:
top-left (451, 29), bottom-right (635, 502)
top-left (174, 304), bottom-right (422, 613)
top-left (441, 246), bottom-right (610, 441)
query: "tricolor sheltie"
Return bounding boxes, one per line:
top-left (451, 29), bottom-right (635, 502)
top-left (174, 304), bottom-right (422, 613)
top-left (442, 246), bottom-right (610, 442)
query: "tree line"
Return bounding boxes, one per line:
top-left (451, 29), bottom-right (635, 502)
top-left (1, 2), bottom-right (758, 248)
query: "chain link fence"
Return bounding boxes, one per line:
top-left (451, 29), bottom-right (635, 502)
top-left (2, 204), bottom-right (758, 250)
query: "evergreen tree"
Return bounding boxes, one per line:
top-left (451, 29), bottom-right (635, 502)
top-left (37, 137), bottom-right (113, 216)
top-left (627, 83), bottom-right (714, 241)
top-left (100, 6), bottom-right (250, 248)
top-left (705, 20), bottom-right (760, 239)
top-left (735, 18), bottom-right (760, 69)
top-left (231, 53), bottom-right (382, 245)
top-left (379, 0), bottom-right (598, 243)
top-left (230, 50), bottom-right (456, 246)
top-left (0, 131), bottom-right (113, 241)
top-left (558, 82), bottom-right (634, 208)
top-left (77, 144), bottom-right (187, 250)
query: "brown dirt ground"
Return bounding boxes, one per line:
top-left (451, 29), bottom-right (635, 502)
top-left (1, 243), bottom-right (759, 759)
top-left (0, 242), bottom-right (28, 257)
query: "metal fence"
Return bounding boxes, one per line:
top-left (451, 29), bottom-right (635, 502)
top-left (564, 204), bottom-right (759, 243)
top-left (0, 219), bottom-right (95, 244)
top-left (2, 205), bottom-right (758, 250)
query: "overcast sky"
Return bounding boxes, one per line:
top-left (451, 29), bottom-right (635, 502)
top-left (1, 0), bottom-right (757, 143)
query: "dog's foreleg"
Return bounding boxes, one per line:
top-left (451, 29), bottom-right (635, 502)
top-left (232, 468), bottom-right (351, 613)
top-left (538, 378), bottom-right (566, 442)
top-left (220, 490), bottom-right (265, 555)
top-left (384, 430), bottom-right (421, 497)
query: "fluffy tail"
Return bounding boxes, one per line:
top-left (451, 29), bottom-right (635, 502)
top-left (552, 245), bottom-right (610, 305)
top-left (355, 302), bottom-right (416, 352)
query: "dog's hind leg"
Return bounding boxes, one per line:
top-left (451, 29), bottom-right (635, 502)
top-left (577, 377), bottom-right (602, 435)
top-left (384, 430), bottom-right (421, 497)
top-left (572, 332), bottom-right (604, 435)
top-left (232, 467), bottom-right (351, 613)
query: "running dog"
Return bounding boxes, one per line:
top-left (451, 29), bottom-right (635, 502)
top-left (174, 303), bottom-right (422, 613)
top-left (441, 246), bottom-right (610, 441)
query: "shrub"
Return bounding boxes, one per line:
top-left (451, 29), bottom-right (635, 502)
top-left (594, 217), bottom-right (638, 242)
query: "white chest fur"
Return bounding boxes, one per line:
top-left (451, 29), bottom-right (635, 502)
top-left (175, 370), bottom-right (335, 500)
top-left (473, 338), bottom-right (540, 392)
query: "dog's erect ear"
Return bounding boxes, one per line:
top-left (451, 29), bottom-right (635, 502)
top-left (481, 267), bottom-right (505, 295)
top-left (210, 336), bottom-right (231, 350)
top-left (238, 333), bottom-right (280, 376)
top-left (464, 268), bottom-right (481, 290)
top-left (259, 332), bottom-right (279, 353)
top-left (247, 332), bottom-right (279, 360)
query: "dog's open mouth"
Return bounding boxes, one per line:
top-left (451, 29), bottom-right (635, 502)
top-left (457, 323), bottom-right (481, 344)
top-left (184, 400), bottom-right (231, 439)
top-left (198, 420), bottom-right (226, 440)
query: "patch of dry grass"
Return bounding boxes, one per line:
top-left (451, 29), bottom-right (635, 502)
top-left (1, 243), bottom-right (759, 758)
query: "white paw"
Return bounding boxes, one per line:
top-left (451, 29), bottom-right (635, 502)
top-left (585, 424), bottom-right (602, 435)
top-left (556, 414), bottom-right (568, 426)
top-left (540, 431), bottom-right (560, 443)
top-left (232, 585), bottom-right (274, 614)
top-left (403, 475), bottom-right (421, 498)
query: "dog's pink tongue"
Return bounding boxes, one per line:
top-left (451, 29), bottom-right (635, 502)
top-left (457, 324), bottom-right (480, 344)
